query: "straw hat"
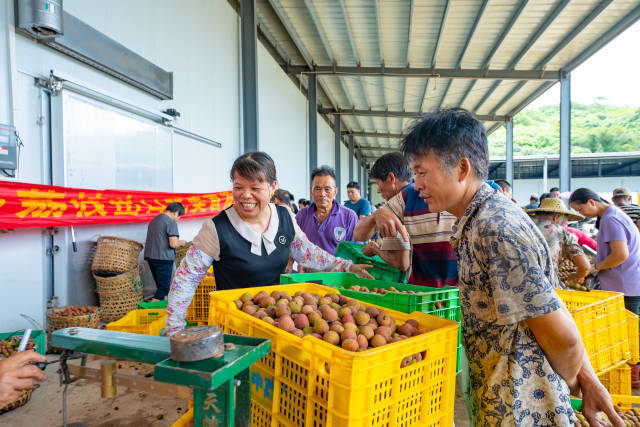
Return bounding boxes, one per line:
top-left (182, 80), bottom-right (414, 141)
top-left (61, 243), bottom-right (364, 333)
top-left (527, 197), bottom-right (584, 221)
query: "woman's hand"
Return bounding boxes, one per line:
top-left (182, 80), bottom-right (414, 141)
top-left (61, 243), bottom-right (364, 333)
top-left (349, 263), bottom-right (374, 279)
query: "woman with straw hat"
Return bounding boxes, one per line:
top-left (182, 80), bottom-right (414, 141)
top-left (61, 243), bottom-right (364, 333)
top-left (527, 197), bottom-right (591, 287)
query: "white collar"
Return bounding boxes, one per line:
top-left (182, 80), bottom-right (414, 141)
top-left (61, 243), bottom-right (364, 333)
top-left (226, 204), bottom-right (279, 256)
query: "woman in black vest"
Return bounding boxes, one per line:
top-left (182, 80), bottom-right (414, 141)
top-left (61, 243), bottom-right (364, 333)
top-left (165, 152), bottom-right (373, 335)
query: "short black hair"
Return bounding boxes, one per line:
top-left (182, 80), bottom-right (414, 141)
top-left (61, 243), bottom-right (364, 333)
top-left (569, 188), bottom-right (609, 205)
top-left (550, 187), bottom-right (560, 192)
top-left (273, 189), bottom-right (291, 204)
top-left (494, 179), bottom-right (512, 191)
top-left (311, 165), bottom-right (336, 183)
top-left (402, 108), bottom-right (489, 180)
top-left (166, 202), bottom-right (185, 216)
top-left (230, 151), bottom-right (277, 184)
top-left (539, 193), bottom-right (553, 203)
top-left (530, 196), bottom-right (538, 202)
top-left (346, 181), bottom-right (360, 190)
top-left (369, 152), bottom-right (413, 182)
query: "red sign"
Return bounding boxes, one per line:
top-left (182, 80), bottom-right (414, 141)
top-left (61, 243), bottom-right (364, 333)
top-left (0, 181), bottom-right (233, 229)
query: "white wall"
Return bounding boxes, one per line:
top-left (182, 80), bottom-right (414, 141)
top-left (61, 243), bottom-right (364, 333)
top-left (0, 0), bottom-right (243, 330)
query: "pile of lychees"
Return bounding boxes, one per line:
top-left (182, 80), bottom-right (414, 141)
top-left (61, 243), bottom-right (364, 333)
top-left (234, 290), bottom-right (425, 364)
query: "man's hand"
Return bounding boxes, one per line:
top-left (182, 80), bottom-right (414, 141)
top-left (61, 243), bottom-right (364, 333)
top-left (361, 241), bottom-right (379, 257)
top-left (580, 374), bottom-right (624, 427)
top-left (0, 351), bottom-right (47, 407)
top-left (373, 209), bottom-right (408, 241)
top-left (348, 263), bottom-right (374, 280)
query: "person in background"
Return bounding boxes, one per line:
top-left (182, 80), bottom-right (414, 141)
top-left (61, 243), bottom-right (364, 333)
top-left (298, 198), bottom-right (309, 211)
top-left (570, 188), bottom-right (640, 388)
top-left (527, 198), bottom-right (591, 286)
top-left (166, 152), bottom-right (372, 335)
top-left (0, 351), bottom-right (47, 407)
top-left (374, 109), bottom-right (621, 425)
top-left (550, 187), bottom-right (561, 198)
top-left (494, 179), bottom-right (516, 203)
top-left (355, 152), bottom-right (457, 288)
top-left (539, 192), bottom-right (554, 203)
top-left (272, 189), bottom-right (292, 210)
top-left (357, 152), bottom-right (413, 275)
top-left (344, 181), bottom-right (371, 219)
top-left (145, 202), bottom-right (187, 301)
top-left (524, 195), bottom-right (539, 209)
top-left (612, 187), bottom-right (640, 231)
top-left (288, 191), bottom-right (298, 214)
top-left (296, 166), bottom-right (358, 254)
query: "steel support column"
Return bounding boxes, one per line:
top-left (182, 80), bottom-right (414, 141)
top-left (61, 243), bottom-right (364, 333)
top-left (505, 118), bottom-right (514, 186)
top-left (334, 115), bottom-right (341, 203)
top-left (240, 0), bottom-right (258, 152)
top-left (348, 136), bottom-right (354, 181)
top-left (560, 74), bottom-right (571, 192)
top-left (308, 74), bottom-right (318, 171)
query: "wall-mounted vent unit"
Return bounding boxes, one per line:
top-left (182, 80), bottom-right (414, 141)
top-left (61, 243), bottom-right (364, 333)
top-left (17, 0), bottom-right (63, 40)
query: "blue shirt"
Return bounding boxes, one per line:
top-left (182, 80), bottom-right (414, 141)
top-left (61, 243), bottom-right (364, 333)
top-left (296, 202), bottom-right (358, 254)
top-left (344, 198), bottom-right (371, 216)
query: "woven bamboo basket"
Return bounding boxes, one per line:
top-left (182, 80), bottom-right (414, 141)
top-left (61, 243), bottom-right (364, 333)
top-left (91, 236), bottom-right (143, 274)
top-left (98, 289), bottom-right (143, 322)
top-left (0, 390), bottom-right (32, 414)
top-left (93, 268), bottom-right (141, 294)
top-left (47, 305), bottom-right (101, 332)
top-left (174, 242), bottom-right (192, 268)
top-left (94, 268), bottom-right (144, 322)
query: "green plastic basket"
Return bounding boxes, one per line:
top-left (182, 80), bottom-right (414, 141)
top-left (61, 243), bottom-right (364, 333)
top-left (280, 272), bottom-right (463, 371)
top-left (137, 300), bottom-right (168, 309)
top-left (334, 241), bottom-right (407, 283)
top-left (0, 330), bottom-right (46, 355)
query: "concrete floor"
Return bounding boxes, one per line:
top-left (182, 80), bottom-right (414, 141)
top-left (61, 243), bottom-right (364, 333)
top-left (1, 355), bottom-right (471, 426)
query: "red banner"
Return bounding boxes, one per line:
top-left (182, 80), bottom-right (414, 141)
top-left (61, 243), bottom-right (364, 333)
top-left (0, 181), bottom-right (233, 229)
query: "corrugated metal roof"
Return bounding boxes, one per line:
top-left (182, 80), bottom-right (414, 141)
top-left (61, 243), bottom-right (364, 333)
top-left (255, 0), bottom-right (640, 163)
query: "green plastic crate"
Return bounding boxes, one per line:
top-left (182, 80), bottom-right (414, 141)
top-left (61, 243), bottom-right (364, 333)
top-left (138, 300), bottom-right (168, 309)
top-left (334, 241), bottom-right (407, 283)
top-left (0, 330), bottom-right (46, 355)
top-left (280, 272), bottom-right (463, 371)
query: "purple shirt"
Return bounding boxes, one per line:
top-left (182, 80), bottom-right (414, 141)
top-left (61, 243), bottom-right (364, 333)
top-left (597, 206), bottom-right (640, 295)
top-left (296, 202), bottom-right (358, 254)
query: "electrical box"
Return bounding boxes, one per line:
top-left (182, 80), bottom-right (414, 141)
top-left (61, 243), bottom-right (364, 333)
top-left (17, 0), bottom-right (63, 40)
top-left (0, 125), bottom-right (18, 170)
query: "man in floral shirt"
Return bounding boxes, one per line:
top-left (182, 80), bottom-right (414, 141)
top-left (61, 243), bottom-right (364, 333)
top-left (374, 109), bottom-right (622, 426)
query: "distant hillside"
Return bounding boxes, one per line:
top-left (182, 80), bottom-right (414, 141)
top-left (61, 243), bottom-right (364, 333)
top-left (488, 102), bottom-right (640, 157)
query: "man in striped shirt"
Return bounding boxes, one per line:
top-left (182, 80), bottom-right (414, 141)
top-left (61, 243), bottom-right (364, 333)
top-left (354, 152), bottom-right (458, 288)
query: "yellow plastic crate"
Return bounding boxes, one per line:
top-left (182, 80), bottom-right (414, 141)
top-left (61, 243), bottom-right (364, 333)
top-left (598, 364), bottom-right (632, 396)
top-left (186, 275), bottom-right (216, 324)
top-left (171, 400), bottom-right (193, 427)
top-left (209, 282), bottom-right (459, 427)
top-left (627, 309), bottom-right (639, 364)
top-left (105, 309), bottom-right (167, 336)
top-left (557, 289), bottom-right (630, 374)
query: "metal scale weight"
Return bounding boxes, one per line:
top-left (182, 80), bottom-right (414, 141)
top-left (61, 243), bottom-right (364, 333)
top-left (50, 326), bottom-right (270, 426)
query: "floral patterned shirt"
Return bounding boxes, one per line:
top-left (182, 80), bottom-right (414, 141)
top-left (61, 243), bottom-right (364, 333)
top-left (165, 214), bottom-right (353, 335)
top-left (450, 183), bottom-right (575, 426)
top-left (532, 217), bottom-right (585, 286)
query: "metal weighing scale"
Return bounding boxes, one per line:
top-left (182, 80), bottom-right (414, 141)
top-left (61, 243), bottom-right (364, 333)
top-left (51, 327), bottom-right (270, 427)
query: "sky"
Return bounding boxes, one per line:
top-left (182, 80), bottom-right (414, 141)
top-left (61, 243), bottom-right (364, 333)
top-left (527, 21), bottom-right (640, 109)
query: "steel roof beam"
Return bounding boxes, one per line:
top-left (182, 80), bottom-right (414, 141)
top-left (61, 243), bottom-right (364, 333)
top-left (437, 0), bottom-right (489, 111)
top-left (418, 0), bottom-right (450, 113)
top-left (300, 0), bottom-right (368, 135)
top-left (344, 132), bottom-right (405, 139)
top-left (459, 0), bottom-right (529, 108)
top-left (490, 0), bottom-right (613, 116)
top-left (358, 146), bottom-right (402, 151)
top-left (473, 0), bottom-right (570, 113)
top-left (286, 65), bottom-right (560, 80)
top-left (373, 0), bottom-right (390, 134)
top-left (563, 3), bottom-right (640, 73)
top-left (320, 108), bottom-right (505, 122)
